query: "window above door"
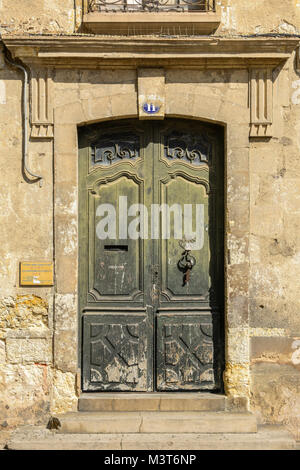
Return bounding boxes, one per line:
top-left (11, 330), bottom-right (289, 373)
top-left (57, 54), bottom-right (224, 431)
top-left (82, 0), bottom-right (220, 35)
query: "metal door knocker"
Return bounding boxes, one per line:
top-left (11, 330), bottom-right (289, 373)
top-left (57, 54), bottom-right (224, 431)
top-left (177, 249), bottom-right (196, 286)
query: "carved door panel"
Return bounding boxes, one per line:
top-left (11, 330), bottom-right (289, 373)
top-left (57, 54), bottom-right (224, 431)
top-left (78, 119), bottom-right (224, 392)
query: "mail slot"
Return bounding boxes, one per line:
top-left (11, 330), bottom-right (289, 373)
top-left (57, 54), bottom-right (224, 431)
top-left (104, 245), bottom-right (128, 252)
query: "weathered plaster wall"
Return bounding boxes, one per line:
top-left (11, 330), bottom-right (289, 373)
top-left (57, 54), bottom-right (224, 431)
top-left (0, 44), bottom-right (57, 430)
top-left (0, 0), bottom-right (299, 441)
top-left (0, 49), bottom-right (78, 429)
top-left (0, 0), bottom-right (76, 35)
top-left (0, 61), bottom-right (139, 430)
top-left (249, 55), bottom-right (300, 439)
top-left (218, 0), bottom-right (300, 35)
top-left (0, 0), bottom-right (300, 36)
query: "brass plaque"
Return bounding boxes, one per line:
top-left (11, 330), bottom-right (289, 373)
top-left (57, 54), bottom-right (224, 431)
top-left (20, 261), bottom-right (54, 286)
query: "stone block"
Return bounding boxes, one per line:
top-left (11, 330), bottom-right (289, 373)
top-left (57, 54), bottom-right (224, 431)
top-left (251, 363), bottom-right (300, 440)
top-left (0, 296), bottom-right (48, 330)
top-left (227, 294), bottom-right (249, 328)
top-left (51, 370), bottom-right (78, 415)
top-left (224, 363), bottom-right (250, 398)
top-left (78, 393), bottom-right (226, 412)
top-left (81, 95), bottom-right (112, 123)
top-left (54, 152), bottom-right (77, 185)
top-left (165, 91), bottom-right (196, 119)
top-left (55, 184), bottom-right (77, 217)
top-left (250, 336), bottom-right (300, 365)
top-left (249, 296), bottom-right (295, 331)
top-left (55, 411), bottom-right (257, 434)
top-left (227, 263), bottom-right (249, 298)
top-left (54, 329), bottom-right (77, 373)
top-left (225, 396), bottom-right (249, 412)
top-left (55, 255), bottom-right (77, 294)
top-left (227, 171), bottom-right (249, 204)
top-left (0, 363), bottom-right (51, 427)
top-left (6, 338), bottom-right (52, 364)
top-left (227, 328), bottom-right (249, 364)
top-left (53, 125), bottom-right (78, 154)
top-left (55, 214), bottom-right (77, 258)
top-left (227, 125), bottom-right (250, 149)
top-left (55, 102), bottom-right (86, 125)
top-left (227, 234), bottom-right (249, 266)
top-left (227, 201), bottom-right (249, 233)
top-left (227, 147), bottom-right (249, 174)
top-left (54, 294), bottom-right (76, 330)
top-left (192, 93), bottom-right (223, 122)
top-left (7, 426), bottom-right (297, 450)
top-left (111, 93), bottom-right (138, 120)
top-left (53, 294), bottom-right (77, 373)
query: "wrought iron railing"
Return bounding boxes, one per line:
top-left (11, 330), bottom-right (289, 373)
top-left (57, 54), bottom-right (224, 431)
top-left (88, 0), bottom-right (216, 13)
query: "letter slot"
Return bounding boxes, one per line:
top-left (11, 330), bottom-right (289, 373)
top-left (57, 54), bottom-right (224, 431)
top-left (104, 245), bottom-right (128, 252)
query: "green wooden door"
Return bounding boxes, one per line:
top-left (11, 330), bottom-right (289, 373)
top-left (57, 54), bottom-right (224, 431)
top-left (78, 119), bottom-right (224, 392)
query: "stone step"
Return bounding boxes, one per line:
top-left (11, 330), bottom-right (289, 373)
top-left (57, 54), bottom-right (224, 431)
top-left (79, 393), bottom-right (226, 412)
top-left (7, 425), bottom-right (296, 450)
top-left (53, 411), bottom-right (257, 434)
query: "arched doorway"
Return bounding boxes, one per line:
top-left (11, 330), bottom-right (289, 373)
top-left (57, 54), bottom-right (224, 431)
top-left (78, 118), bottom-right (224, 392)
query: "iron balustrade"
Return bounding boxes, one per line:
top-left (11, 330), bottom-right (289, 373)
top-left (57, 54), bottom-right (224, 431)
top-left (87, 0), bottom-right (216, 13)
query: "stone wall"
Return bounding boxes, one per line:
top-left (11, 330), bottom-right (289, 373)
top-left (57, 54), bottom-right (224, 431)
top-left (0, 0), bottom-right (76, 35)
top-left (218, 0), bottom-right (300, 35)
top-left (249, 57), bottom-right (300, 439)
top-left (0, 44), bottom-right (78, 429)
top-left (0, 0), bottom-right (299, 440)
top-left (0, 0), bottom-right (300, 36)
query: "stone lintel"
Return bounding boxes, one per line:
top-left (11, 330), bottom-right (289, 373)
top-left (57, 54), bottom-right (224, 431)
top-left (2, 36), bottom-right (299, 70)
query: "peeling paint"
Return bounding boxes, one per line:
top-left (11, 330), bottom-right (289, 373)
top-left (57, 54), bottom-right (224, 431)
top-left (221, 3), bottom-right (237, 32)
top-left (292, 80), bottom-right (300, 105)
top-left (278, 20), bottom-right (299, 34)
top-left (0, 80), bottom-right (6, 104)
top-left (291, 340), bottom-right (300, 365)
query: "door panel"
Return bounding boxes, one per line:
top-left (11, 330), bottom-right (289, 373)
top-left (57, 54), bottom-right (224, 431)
top-left (83, 314), bottom-right (148, 391)
top-left (78, 119), bottom-right (224, 392)
top-left (89, 176), bottom-right (143, 299)
top-left (156, 314), bottom-right (215, 390)
top-left (160, 177), bottom-right (210, 299)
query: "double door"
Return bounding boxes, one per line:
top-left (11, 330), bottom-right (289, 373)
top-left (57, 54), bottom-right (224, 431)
top-left (78, 119), bottom-right (224, 392)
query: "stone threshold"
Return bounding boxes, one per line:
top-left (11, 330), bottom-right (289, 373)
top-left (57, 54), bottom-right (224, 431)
top-left (53, 411), bottom-right (257, 434)
top-left (78, 392), bottom-right (227, 412)
top-left (7, 425), bottom-right (297, 450)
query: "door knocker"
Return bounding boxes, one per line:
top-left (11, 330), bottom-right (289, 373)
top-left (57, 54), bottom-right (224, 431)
top-left (177, 249), bottom-right (196, 286)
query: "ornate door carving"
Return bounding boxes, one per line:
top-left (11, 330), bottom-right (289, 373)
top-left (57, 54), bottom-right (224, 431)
top-left (79, 119), bottom-right (224, 392)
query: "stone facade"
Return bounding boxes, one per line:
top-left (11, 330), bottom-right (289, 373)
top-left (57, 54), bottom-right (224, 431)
top-left (0, 0), bottom-right (300, 441)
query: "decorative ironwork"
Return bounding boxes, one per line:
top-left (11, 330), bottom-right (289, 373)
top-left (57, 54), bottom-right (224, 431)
top-left (88, 0), bottom-right (215, 13)
top-left (91, 133), bottom-right (140, 166)
top-left (164, 131), bottom-right (211, 165)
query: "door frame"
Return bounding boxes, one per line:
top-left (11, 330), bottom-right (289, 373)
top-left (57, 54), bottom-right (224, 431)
top-left (53, 90), bottom-right (251, 405)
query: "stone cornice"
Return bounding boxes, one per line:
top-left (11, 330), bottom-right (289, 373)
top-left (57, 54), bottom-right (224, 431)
top-left (2, 35), bottom-right (299, 69)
